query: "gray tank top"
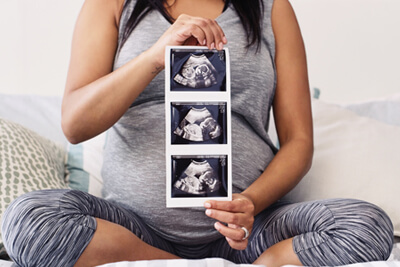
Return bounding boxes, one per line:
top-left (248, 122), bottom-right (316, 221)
top-left (102, 0), bottom-right (277, 245)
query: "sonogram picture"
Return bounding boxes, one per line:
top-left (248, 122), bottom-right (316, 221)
top-left (165, 46), bottom-right (232, 207)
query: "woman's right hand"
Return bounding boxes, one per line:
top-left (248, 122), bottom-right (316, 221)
top-left (148, 14), bottom-right (227, 68)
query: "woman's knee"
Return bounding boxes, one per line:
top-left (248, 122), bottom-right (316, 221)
top-left (1, 189), bottom-right (97, 267)
top-left (294, 199), bottom-right (394, 265)
top-left (333, 199), bottom-right (394, 260)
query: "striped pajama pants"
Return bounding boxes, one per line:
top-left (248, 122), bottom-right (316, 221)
top-left (1, 189), bottom-right (394, 267)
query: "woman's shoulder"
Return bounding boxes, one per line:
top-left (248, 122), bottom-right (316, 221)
top-left (82, 0), bottom-right (125, 26)
top-left (270, 0), bottom-right (298, 28)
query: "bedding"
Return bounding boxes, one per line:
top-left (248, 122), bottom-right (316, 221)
top-left (1, 259), bottom-right (400, 267)
top-left (97, 258), bottom-right (400, 267)
top-left (0, 92), bottom-right (399, 266)
top-left (65, 132), bottom-right (106, 197)
top-left (283, 96), bottom-right (400, 236)
top-left (343, 93), bottom-right (400, 126)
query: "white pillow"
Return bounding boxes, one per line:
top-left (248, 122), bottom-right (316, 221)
top-left (284, 99), bottom-right (400, 236)
top-left (343, 92), bottom-right (400, 126)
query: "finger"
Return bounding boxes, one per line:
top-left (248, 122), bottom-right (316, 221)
top-left (176, 23), bottom-right (207, 46)
top-left (204, 199), bottom-right (241, 213)
top-left (205, 19), bottom-right (226, 50)
top-left (214, 222), bottom-right (250, 242)
top-left (190, 17), bottom-right (216, 49)
top-left (190, 17), bottom-right (226, 49)
top-left (173, 15), bottom-right (207, 46)
top-left (205, 208), bottom-right (252, 226)
top-left (226, 236), bottom-right (248, 250)
top-left (203, 18), bottom-right (226, 50)
top-left (183, 36), bottom-right (201, 46)
top-left (205, 198), bottom-right (253, 214)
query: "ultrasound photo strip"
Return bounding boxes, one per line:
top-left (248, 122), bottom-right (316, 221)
top-left (165, 46), bottom-right (231, 207)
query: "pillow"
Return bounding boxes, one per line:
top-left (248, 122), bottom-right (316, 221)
top-left (0, 94), bottom-right (67, 146)
top-left (0, 118), bottom-right (68, 257)
top-left (65, 131), bottom-right (106, 197)
top-left (0, 93), bottom-right (105, 197)
top-left (283, 99), bottom-right (400, 236)
top-left (343, 92), bottom-right (400, 126)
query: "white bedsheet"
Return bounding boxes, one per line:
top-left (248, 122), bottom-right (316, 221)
top-left (97, 259), bottom-right (400, 267)
top-left (96, 243), bottom-right (400, 267)
top-left (1, 259), bottom-right (400, 267)
top-left (98, 258), bottom-right (262, 267)
top-left (0, 242), bottom-right (399, 267)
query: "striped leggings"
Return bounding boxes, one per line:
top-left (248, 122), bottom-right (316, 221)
top-left (1, 189), bottom-right (394, 267)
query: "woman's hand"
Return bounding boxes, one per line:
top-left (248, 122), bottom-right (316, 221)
top-left (148, 14), bottom-right (227, 68)
top-left (204, 193), bottom-right (255, 250)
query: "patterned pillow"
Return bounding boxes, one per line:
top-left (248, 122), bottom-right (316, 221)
top-left (0, 118), bottom-right (68, 258)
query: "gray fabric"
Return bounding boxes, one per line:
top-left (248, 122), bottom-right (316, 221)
top-left (102, 0), bottom-right (277, 244)
top-left (1, 190), bottom-right (96, 267)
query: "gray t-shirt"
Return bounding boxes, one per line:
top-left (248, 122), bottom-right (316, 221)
top-left (102, 0), bottom-right (277, 245)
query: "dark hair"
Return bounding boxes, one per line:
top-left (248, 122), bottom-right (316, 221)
top-left (121, 0), bottom-right (264, 49)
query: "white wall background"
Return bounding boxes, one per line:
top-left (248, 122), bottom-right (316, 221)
top-left (291, 0), bottom-right (400, 103)
top-left (1, 0), bottom-right (399, 103)
top-left (0, 0), bottom-right (84, 96)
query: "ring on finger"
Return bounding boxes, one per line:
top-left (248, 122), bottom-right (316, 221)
top-left (241, 226), bottom-right (249, 240)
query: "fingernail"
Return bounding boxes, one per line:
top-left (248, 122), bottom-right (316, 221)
top-left (214, 222), bottom-right (220, 230)
top-left (226, 237), bottom-right (232, 243)
top-left (203, 39), bottom-right (207, 45)
top-left (210, 42), bottom-right (215, 49)
top-left (218, 42), bottom-right (223, 50)
top-left (223, 36), bottom-right (227, 43)
top-left (205, 209), bottom-right (212, 216)
top-left (204, 202), bottom-right (211, 208)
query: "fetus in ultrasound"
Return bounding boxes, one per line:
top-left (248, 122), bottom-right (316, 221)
top-left (173, 160), bottom-right (220, 195)
top-left (174, 107), bottom-right (221, 142)
top-left (173, 54), bottom-right (218, 89)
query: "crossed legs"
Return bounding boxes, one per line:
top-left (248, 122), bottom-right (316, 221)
top-left (1, 190), bottom-right (393, 267)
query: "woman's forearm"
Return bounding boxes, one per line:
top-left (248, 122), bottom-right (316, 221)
top-left (241, 136), bottom-right (313, 216)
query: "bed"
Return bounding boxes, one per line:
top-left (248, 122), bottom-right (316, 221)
top-left (1, 0), bottom-right (400, 266)
top-left (0, 92), bottom-right (399, 266)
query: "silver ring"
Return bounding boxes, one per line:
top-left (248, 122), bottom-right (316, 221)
top-left (241, 226), bottom-right (249, 240)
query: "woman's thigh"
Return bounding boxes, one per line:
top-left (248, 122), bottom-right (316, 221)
top-left (1, 189), bottom-right (174, 267)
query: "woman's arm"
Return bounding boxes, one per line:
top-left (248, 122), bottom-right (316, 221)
top-left (62, 0), bottom-right (156, 144)
top-left (62, 0), bottom-right (227, 144)
top-left (205, 0), bottom-right (313, 250)
top-left (242, 0), bottom-right (313, 215)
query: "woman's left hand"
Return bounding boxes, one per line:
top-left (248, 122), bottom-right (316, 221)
top-left (204, 193), bottom-right (255, 250)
